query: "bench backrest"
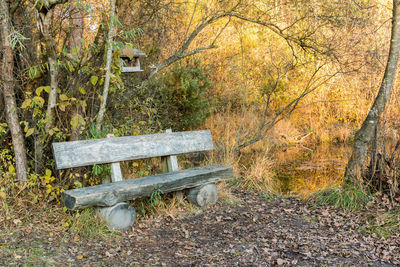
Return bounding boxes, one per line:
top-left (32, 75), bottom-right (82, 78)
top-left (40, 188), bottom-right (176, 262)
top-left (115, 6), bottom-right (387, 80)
top-left (52, 130), bottom-right (214, 169)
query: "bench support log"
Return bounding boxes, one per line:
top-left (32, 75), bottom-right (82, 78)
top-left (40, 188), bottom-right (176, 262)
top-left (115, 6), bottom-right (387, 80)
top-left (97, 134), bottom-right (135, 230)
top-left (97, 202), bottom-right (136, 230)
top-left (187, 183), bottom-right (218, 207)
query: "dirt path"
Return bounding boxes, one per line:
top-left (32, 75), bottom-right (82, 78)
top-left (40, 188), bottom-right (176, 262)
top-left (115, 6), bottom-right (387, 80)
top-left (1, 190), bottom-right (399, 266)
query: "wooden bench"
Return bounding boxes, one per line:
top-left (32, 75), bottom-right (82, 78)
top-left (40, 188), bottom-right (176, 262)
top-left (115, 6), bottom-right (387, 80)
top-left (52, 129), bottom-right (233, 229)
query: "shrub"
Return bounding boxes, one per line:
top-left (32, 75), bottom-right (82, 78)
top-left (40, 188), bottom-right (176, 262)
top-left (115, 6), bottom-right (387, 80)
top-left (143, 60), bottom-right (212, 131)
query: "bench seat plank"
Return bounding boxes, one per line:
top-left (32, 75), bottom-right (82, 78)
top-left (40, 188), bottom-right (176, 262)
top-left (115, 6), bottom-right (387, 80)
top-left (62, 164), bottom-right (232, 210)
top-left (53, 130), bottom-right (214, 169)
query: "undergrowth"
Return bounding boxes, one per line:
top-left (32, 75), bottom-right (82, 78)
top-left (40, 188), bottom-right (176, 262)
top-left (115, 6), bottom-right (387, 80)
top-left (309, 183), bottom-right (371, 211)
top-left (66, 208), bottom-right (120, 239)
top-left (360, 209), bottom-right (400, 238)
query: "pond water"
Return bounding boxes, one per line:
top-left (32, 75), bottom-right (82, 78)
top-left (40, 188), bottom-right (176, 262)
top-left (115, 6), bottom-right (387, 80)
top-left (274, 144), bottom-right (352, 197)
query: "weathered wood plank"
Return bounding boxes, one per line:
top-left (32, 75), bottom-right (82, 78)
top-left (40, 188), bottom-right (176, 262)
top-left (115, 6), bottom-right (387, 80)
top-left (62, 165), bottom-right (232, 210)
top-left (53, 130), bottom-right (214, 169)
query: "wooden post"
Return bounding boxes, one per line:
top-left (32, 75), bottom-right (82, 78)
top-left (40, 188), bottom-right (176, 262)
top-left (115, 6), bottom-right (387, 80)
top-left (161, 129), bottom-right (183, 200)
top-left (97, 134), bottom-right (135, 230)
top-left (107, 134), bottom-right (123, 182)
top-left (161, 129), bottom-right (179, 172)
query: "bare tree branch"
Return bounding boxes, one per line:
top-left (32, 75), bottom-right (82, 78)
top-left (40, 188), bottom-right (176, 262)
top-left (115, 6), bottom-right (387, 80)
top-left (149, 11), bottom-right (232, 78)
top-left (183, 0), bottom-right (199, 44)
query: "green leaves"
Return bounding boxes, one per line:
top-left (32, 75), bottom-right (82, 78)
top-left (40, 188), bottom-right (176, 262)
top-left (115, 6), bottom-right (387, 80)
top-left (10, 30), bottom-right (29, 50)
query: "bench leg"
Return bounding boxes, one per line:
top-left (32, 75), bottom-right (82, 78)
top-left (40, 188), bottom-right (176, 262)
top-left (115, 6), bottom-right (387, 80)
top-left (187, 183), bottom-right (218, 207)
top-left (97, 202), bottom-right (136, 230)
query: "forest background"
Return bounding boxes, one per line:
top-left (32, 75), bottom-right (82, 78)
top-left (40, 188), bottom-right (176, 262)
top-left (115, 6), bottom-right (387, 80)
top-left (1, 0), bottom-right (400, 231)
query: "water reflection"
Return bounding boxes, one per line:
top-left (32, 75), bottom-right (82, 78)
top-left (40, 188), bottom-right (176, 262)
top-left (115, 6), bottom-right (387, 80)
top-left (274, 144), bottom-right (352, 197)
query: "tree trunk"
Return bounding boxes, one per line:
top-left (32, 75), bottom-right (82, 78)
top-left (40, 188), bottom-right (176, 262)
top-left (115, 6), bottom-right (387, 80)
top-left (1, 0), bottom-right (28, 181)
top-left (68, 0), bottom-right (84, 56)
top-left (96, 0), bottom-right (116, 131)
top-left (40, 9), bottom-right (60, 134)
top-left (345, 0), bottom-right (400, 183)
top-left (68, 1), bottom-right (84, 141)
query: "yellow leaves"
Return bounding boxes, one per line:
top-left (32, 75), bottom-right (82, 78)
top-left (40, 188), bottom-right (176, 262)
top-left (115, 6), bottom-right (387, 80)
top-left (90, 75), bottom-right (99, 86)
top-left (33, 107), bottom-right (40, 118)
top-left (42, 168), bottom-right (55, 189)
top-left (33, 96), bottom-right (45, 107)
top-left (58, 104), bottom-right (67, 112)
top-left (40, 169), bottom-right (56, 196)
top-left (70, 114), bottom-right (85, 130)
top-left (0, 191), bottom-right (6, 200)
top-left (25, 128), bottom-right (34, 137)
top-left (78, 87), bottom-right (86, 95)
top-left (74, 181), bottom-right (83, 188)
top-left (21, 121), bottom-right (34, 137)
top-left (8, 165), bottom-right (15, 174)
top-left (36, 86), bottom-right (50, 96)
top-left (59, 94), bottom-right (69, 101)
top-left (48, 127), bottom-right (59, 136)
top-left (0, 123), bottom-right (7, 134)
top-left (76, 255), bottom-right (84, 260)
top-left (46, 184), bottom-right (52, 194)
top-left (21, 99), bottom-right (31, 109)
top-left (21, 86), bottom-right (50, 110)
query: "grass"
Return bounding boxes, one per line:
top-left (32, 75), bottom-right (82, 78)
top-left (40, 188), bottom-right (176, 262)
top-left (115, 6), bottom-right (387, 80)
top-left (309, 183), bottom-right (372, 211)
top-left (0, 245), bottom-right (55, 266)
top-left (360, 209), bottom-right (400, 238)
top-left (67, 208), bottom-right (120, 239)
top-left (309, 181), bottom-right (400, 238)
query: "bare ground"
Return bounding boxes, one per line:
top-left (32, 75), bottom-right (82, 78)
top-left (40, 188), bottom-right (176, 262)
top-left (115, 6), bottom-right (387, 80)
top-left (1, 190), bottom-right (399, 266)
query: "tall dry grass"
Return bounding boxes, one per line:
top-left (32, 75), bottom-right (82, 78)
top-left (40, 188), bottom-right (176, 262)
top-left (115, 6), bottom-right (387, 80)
top-left (205, 110), bottom-right (285, 194)
top-left (204, 101), bottom-right (359, 197)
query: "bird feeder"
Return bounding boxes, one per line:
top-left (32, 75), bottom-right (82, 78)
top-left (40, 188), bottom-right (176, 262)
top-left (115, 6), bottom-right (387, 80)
top-left (120, 46), bottom-right (146, 73)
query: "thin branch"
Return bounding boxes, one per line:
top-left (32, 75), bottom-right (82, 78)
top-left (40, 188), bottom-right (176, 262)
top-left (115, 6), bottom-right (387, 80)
top-left (179, 45), bottom-right (216, 58)
top-left (183, 0), bottom-right (199, 44)
top-left (227, 12), bottom-right (329, 56)
top-left (211, 17), bottom-right (231, 46)
top-left (234, 27), bottom-right (248, 154)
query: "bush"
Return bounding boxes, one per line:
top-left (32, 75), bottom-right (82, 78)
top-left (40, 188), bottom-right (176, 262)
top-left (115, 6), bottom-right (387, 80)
top-left (129, 60), bottom-right (212, 131)
top-left (156, 61), bottom-right (212, 130)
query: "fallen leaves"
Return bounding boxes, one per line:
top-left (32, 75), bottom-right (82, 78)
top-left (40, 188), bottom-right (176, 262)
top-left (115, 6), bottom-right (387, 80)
top-left (12, 253), bottom-right (21, 259)
top-left (1, 190), bottom-right (399, 266)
